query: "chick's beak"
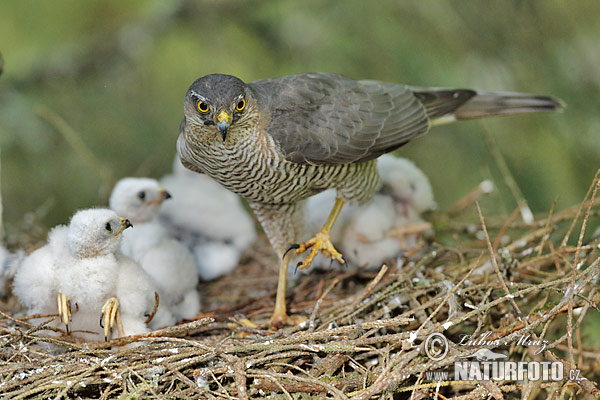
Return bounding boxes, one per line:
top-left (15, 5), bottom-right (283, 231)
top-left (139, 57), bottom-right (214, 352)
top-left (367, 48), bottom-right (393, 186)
top-left (114, 217), bottom-right (133, 236)
top-left (216, 110), bottom-right (231, 141)
top-left (162, 190), bottom-right (172, 200)
top-left (148, 187), bottom-right (172, 206)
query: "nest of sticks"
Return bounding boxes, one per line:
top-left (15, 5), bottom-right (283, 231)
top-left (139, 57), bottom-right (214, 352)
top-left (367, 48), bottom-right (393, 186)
top-left (1, 173), bottom-right (600, 399)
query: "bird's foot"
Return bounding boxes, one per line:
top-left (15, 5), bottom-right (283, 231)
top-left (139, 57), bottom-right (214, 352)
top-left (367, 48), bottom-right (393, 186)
top-left (294, 231), bottom-right (345, 271)
top-left (57, 293), bottom-right (72, 333)
top-left (100, 297), bottom-right (125, 341)
top-left (269, 308), bottom-right (307, 330)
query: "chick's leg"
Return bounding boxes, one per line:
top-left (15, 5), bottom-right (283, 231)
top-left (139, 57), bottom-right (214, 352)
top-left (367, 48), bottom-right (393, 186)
top-left (57, 293), bottom-right (72, 333)
top-left (100, 297), bottom-right (125, 341)
top-left (295, 197), bottom-right (346, 270)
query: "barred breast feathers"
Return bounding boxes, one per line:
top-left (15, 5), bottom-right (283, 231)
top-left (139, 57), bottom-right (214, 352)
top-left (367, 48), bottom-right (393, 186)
top-left (179, 122), bottom-right (380, 205)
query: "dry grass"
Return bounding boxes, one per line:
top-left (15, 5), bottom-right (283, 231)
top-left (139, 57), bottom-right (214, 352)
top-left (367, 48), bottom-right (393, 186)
top-left (1, 175), bottom-right (600, 399)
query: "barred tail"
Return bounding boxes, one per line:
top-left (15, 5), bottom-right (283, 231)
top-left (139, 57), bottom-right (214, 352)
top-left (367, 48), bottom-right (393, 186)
top-left (453, 91), bottom-right (564, 120)
top-left (412, 88), bottom-right (564, 126)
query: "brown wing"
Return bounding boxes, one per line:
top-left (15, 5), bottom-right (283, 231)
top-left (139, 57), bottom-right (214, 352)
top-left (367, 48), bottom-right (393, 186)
top-left (248, 73), bottom-right (437, 165)
top-left (248, 73), bottom-right (561, 165)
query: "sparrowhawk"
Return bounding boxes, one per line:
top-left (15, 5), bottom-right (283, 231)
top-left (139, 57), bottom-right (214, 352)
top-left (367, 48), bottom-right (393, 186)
top-left (176, 72), bottom-right (562, 327)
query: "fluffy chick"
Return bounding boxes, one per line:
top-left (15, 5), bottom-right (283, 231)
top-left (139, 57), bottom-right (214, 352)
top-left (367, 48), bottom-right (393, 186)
top-left (12, 209), bottom-right (158, 341)
top-left (110, 177), bottom-right (200, 325)
top-left (0, 245), bottom-right (19, 298)
top-left (159, 157), bottom-right (256, 281)
top-left (305, 155), bottom-right (435, 269)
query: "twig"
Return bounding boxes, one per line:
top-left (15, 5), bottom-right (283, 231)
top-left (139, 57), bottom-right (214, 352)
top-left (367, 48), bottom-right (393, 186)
top-left (483, 128), bottom-right (533, 223)
top-left (351, 264), bottom-right (388, 308)
top-left (86, 317), bottom-right (215, 349)
top-left (448, 180), bottom-right (495, 216)
top-left (567, 170), bottom-right (600, 369)
top-left (475, 201), bottom-right (523, 318)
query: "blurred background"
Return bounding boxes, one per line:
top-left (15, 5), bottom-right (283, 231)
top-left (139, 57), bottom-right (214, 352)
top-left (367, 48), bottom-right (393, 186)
top-left (0, 0), bottom-right (598, 241)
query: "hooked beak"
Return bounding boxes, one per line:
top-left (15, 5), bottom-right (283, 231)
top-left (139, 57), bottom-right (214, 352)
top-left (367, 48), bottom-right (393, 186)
top-left (147, 187), bottom-right (172, 206)
top-left (216, 110), bottom-right (231, 141)
top-left (114, 217), bottom-right (133, 236)
top-left (159, 188), bottom-right (172, 201)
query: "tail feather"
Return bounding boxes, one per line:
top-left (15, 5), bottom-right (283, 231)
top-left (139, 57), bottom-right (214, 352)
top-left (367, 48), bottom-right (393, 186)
top-left (413, 88), bottom-right (564, 126)
top-left (453, 90), bottom-right (564, 120)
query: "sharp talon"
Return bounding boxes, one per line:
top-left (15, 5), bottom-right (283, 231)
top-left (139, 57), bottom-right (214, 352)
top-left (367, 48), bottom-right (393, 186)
top-left (284, 243), bottom-right (300, 259)
top-left (341, 255), bottom-right (348, 268)
top-left (295, 261), bottom-right (303, 274)
top-left (99, 313), bottom-right (105, 328)
top-left (57, 293), bottom-right (72, 333)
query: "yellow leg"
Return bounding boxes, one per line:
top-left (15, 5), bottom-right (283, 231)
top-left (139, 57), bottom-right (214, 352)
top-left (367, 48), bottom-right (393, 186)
top-left (296, 197), bottom-right (346, 270)
top-left (270, 251), bottom-right (293, 329)
top-left (269, 197), bottom-right (346, 329)
top-left (101, 297), bottom-right (125, 341)
top-left (57, 293), bottom-right (72, 333)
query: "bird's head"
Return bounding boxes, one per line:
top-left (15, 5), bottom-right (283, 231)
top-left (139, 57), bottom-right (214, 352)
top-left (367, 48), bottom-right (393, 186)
top-left (67, 208), bottom-right (133, 258)
top-left (109, 178), bottom-right (172, 224)
top-left (377, 155), bottom-right (436, 216)
top-left (184, 74), bottom-right (257, 142)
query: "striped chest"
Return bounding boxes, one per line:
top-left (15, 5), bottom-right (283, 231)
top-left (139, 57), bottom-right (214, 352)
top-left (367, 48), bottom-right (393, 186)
top-left (178, 127), bottom-right (380, 204)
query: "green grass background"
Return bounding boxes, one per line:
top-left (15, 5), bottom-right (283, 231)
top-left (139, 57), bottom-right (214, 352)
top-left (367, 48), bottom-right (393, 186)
top-left (0, 0), bottom-right (598, 229)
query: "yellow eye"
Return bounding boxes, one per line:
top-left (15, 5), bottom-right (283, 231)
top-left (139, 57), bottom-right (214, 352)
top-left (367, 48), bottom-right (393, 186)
top-left (197, 101), bottom-right (210, 113)
top-left (235, 98), bottom-right (246, 112)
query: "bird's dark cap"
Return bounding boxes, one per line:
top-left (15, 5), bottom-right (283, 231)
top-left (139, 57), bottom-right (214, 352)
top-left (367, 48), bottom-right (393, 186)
top-left (188, 74), bottom-right (247, 103)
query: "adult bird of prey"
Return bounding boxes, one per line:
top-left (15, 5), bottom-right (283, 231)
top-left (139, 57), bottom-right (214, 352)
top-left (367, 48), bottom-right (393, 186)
top-left (177, 72), bottom-right (562, 327)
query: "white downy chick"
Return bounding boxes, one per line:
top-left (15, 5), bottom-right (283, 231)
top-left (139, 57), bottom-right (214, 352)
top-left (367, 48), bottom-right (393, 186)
top-left (376, 155), bottom-right (435, 219)
top-left (13, 209), bottom-right (159, 341)
top-left (110, 177), bottom-right (200, 325)
top-left (12, 226), bottom-right (67, 321)
top-left (0, 244), bottom-right (18, 298)
top-left (159, 157), bottom-right (256, 281)
top-left (305, 155), bottom-right (435, 269)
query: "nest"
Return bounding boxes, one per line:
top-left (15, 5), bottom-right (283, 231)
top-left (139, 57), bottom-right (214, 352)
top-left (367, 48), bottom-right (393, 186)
top-left (1, 176), bottom-right (600, 399)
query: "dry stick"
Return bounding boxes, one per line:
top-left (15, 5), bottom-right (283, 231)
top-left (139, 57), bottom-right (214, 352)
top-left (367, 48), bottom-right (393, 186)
top-left (307, 276), bottom-right (342, 332)
top-left (536, 199), bottom-right (557, 257)
top-left (166, 366), bottom-right (209, 397)
top-left (350, 264), bottom-right (388, 308)
top-left (448, 180), bottom-right (494, 216)
top-left (354, 349), bottom-right (420, 400)
top-left (543, 351), bottom-right (600, 398)
top-left (492, 201), bottom-right (525, 249)
top-left (567, 171), bottom-right (600, 369)
top-left (86, 318), bottom-right (215, 349)
top-left (412, 254), bottom-right (481, 340)
top-left (257, 375), bottom-right (294, 400)
top-left (0, 309), bottom-right (37, 328)
top-left (224, 316), bottom-right (413, 354)
top-left (123, 363), bottom-right (161, 399)
top-left (36, 105), bottom-right (115, 192)
top-left (475, 201), bottom-right (523, 318)
top-left (248, 369), bottom-right (347, 400)
top-left (560, 169), bottom-right (600, 247)
top-left (222, 355), bottom-right (248, 400)
top-left (482, 128), bottom-right (533, 224)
